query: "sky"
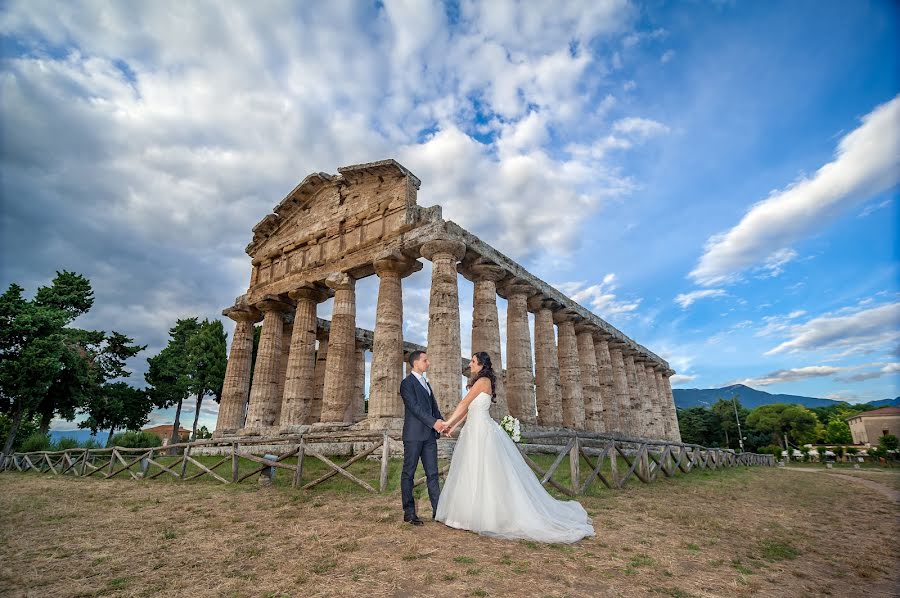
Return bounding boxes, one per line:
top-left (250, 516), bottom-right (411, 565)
top-left (1, 0), bottom-right (897, 434)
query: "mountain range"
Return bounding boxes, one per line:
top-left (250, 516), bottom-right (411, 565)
top-left (673, 384), bottom-right (900, 410)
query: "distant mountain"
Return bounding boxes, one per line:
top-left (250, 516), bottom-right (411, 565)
top-left (49, 429), bottom-right (112, 445)
top-left (672, 384), bottom-right (900, 410)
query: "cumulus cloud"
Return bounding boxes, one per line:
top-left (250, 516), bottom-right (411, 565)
top-left (612, 116), bottom-right (670, 137)
top-left (670, 374), bottom-right (696, 386)
top-left (556, 274), bottom-right (642, 321)
top-left (730, 365), bottom-right (850, 386)
top-left (690, 94), bottom-right (900, 286)
top-left (674, 289), bottom-right (726, 308)
top-left (764, 302), bottom-right (900, 356)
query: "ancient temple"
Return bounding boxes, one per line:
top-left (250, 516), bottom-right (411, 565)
top-left (214, 159), bottom-right (681, 441)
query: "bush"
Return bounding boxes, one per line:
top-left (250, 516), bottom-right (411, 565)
top-left (846, 447), bottom-right (859, 455)
top-left (757, 445), bottom-right (782, 456)
top-left (878, 434), bottom-right (898, 452)
top-left (108, 430), bottom-right (162, 449)
top-left (20, 432), bottom-right (52, 453)
top-left (81, 438), bottom-right (103, 449)
top-left (54, 437), bottom-right (81, 451)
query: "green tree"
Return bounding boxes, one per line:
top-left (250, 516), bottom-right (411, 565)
top-left (79, 382), bottom-right (155, 446)
top-left (677, 406), bottom-right (722, 446)
top-left (823, 418), bottom-right (853, 444)
top-left (879, 434), bottom-right (898, 452)
top-left (746, 403), bottom-right (820, 449)
top-left (0, 275), bottom-right (82, 455)
top-left (145, 318), bottom-right (201, 448)
top-left (184, 319), bottom-right (227, 441)
top-left (710, 397), bottom-right (749, 449)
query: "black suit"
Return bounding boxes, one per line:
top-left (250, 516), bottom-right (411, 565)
top-left (399, 372), bottom-right (443, 519)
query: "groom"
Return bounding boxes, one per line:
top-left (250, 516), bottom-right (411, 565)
top-left (399, 350), bottom-right (446, 525)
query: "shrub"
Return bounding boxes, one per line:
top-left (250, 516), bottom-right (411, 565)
top-left (108, 430), bottom-right (162, 449)
top-left (758, 445), bottom-right (782, 456)
top-left (81, 438), bottom-right (103, 449)
top-left (54, 437), bottom-right (81, 451)
top-left (20, 432), bottom-right (52, 453)
top-left (846, 447), bottom-right (859, 455)
top-left (878, 434), bottom-right (898, 452)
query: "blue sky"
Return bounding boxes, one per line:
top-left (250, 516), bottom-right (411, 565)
top-left (0, 1), bottom-right (897, 433)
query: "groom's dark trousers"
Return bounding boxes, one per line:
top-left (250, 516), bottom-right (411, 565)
top-left (399, 373), bottom-right (444, 519)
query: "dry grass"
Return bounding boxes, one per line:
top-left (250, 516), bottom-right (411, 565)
top-left (0, 465), bottom-right (897, 597)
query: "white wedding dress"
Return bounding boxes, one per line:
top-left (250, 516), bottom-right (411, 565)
top-left (435, 392), bottom-right (595, 543)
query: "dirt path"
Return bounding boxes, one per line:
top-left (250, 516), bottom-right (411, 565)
top-left (782, 467), bottom-right (900, 502)
top-left (2, 467), bottom-right (898, 597)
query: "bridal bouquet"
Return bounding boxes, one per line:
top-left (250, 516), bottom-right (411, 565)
top-left (500, 415), bottom-right (521, 443)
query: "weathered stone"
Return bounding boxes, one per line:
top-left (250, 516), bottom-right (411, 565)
top-left (662, 370), bottom-right (682, 442)
top-left (345, 346), bottom-right (366, 423)
top-left (593, 336), bottom-right (617, 433)
top-left (468, 262), bottom-right (508, 419)
top-left (644, 363), bottom-right (666, 439)
top-left (273, 320), bottom-right (292, 425)
top-left (555, 316), bottom-right (584, 429)
top-left (576, 328), bottom-right (602, 432)
top-left (634, 358), bottom-right (654, 435)
top-left (312, 337), bottom-right (328, 423)
top-left (369, 256), bottom-right (419, 420)
top-left (421, 238), bottom-right (466, 416)
top-left (623, 353), bottom-right (642, 437)
top-left (244, 297), bottom-right (292, 430)
top-left (215, 306), bottom-right (261, 435)
top-left (503, 283), bottom-right (536, 424)
top-left (608, 346), bottom-right (630, 434)
top-left (320, 273), bottom-right (357, 422)
top-left (279, 285), bottom-right (326, 431)
top-left (529, 296), bottom-right (562, 427)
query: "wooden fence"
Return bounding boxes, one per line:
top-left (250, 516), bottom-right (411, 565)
top-left (0, 429), bottom-right (773, 496)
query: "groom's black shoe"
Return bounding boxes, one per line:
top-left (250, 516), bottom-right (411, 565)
top-left (404, 514), bottom-right (424, 526)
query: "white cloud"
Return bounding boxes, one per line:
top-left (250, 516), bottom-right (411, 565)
top-left (764, 302), bottom-right (900, 356)
top-left (556, 274), bottom-right (642, 321)
top-left (674, 288), bottom-right (726, 308)
top-left (730, 365), bottom-right (850, 386)
top-left (858, 198), bottom-right (893, 218)
top-left (690, 94), bottom-right (900, 286)
top-left (670, 373), bottom-right (696, 385)
top-left (660, 49), bottom-right (675, 64)
top-left (612, 116), bottom-right (670, 137)
top-left (836, 362), bottom-right (900, 382)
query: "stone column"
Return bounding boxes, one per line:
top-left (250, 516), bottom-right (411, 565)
top-left (593, 337), bottom-right (617, 433)
top-left (319, 273), bottom-right (357, 423)
top-left (503, 283), bottom-right (536, 425)
top-left (644, 363), bottom-right (665, 439)
top-left (369, 256), bottom-right (420, 421)
top-left (608, 345), bottom-right (631, 434)
top-left (215, 305), bottom-right (261, 435)
top-left (654, 368), bottom-right (672, 440)
top-left (468, 263), bottom-right (508, 420)
top-left (345, 346), bottom-right (366, 423)
top-left (576, 327), bottom-right (602, 432)
top-left (273, 320), bottom-right (293, 426)
top-left (421, 238), bottom-right (467, 416)
top-left (529, 296), bottom-right (562, 427)
top-left (635, 358), bottom-right (654, 435)
top-left (279, 284), bottom-right (326, 431)
top-left (244, 297), bottom-right (291, 430)
top-left (311, 337), bottom-right (328, 423)
top-left (555, 314), bottom-right (584, 430)
top-left (663, 369), bottom-right (682, 442)
top-left (623, 352), bottom-right (642, 437)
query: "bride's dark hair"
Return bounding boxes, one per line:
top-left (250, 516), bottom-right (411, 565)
top-left (467, 351), bottom-right (497, 402)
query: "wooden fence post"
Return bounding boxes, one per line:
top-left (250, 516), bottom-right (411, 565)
top-left (379, 429), bottom-right (390, 493)
top-left (292, 439), bottom-right (305, 489)
top-left (231, 443), bottom-right (239, 483)
top-left (569, 436), bottom-right (580, 493)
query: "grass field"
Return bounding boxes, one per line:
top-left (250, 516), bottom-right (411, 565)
top-left (1, 461), bottom-right (897, 597)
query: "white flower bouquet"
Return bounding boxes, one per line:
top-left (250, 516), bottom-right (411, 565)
top-left (500, 415), bottom-right (521, 443)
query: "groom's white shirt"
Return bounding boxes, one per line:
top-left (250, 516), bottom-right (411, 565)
top-left (411, 370), bottom-right (430, 393)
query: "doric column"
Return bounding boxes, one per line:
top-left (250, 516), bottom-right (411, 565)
top-left (654, 367), bottom-right (672, 440)
top-left (576, 327), bottom-right (602, 432)
top-left (311, 337), bottom-right (328, 423)
top-left (467, 262), bottom-right (508, 420)
top-left (502, 282), bottom-right (536, 425)
top-left (593, 336), bottom-right (617, 433)
top-left (319, 272), bottom-right (357, 422)
top-left (215, 305), bottom-right (261, 435)
top-left (663, 369), bottom-right (682, 442)
top-left (635, 358), bottom-right (654, 435)
top-left (421, 238), bottom-right (467, 416)
top-left (345, 346), bottom-right (366, 423)
top-left (555, 314), bottom-right (584, 430)
top-left (608, 345), bottom-right (630, 434)
top-left (244, 296), bottom-right (291, 430)
top-left (642, 362), bottom-right (663, 439)
top-left (623, 352), bottom-right (642, 437)
top-left (279, 284), bottom-right (326, 431)
top-left (529, 296), bottom-right (562, 427)
top-left (369, 255), bottom-right (420, 421)
top-left (273, 320), bottom-right (292, 426)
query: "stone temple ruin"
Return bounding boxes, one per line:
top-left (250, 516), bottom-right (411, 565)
top-left (213, 159), bottom-right (681, 443)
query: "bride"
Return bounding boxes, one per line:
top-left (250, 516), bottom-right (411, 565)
top-left (434, 351), bottom-right (595, 543)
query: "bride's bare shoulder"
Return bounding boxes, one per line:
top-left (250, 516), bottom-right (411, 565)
top-left (473, 377), bottom-right (492, 392)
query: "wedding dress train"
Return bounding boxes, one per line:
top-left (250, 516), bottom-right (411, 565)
top-left (435, 392), bottom-right (595, 543)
